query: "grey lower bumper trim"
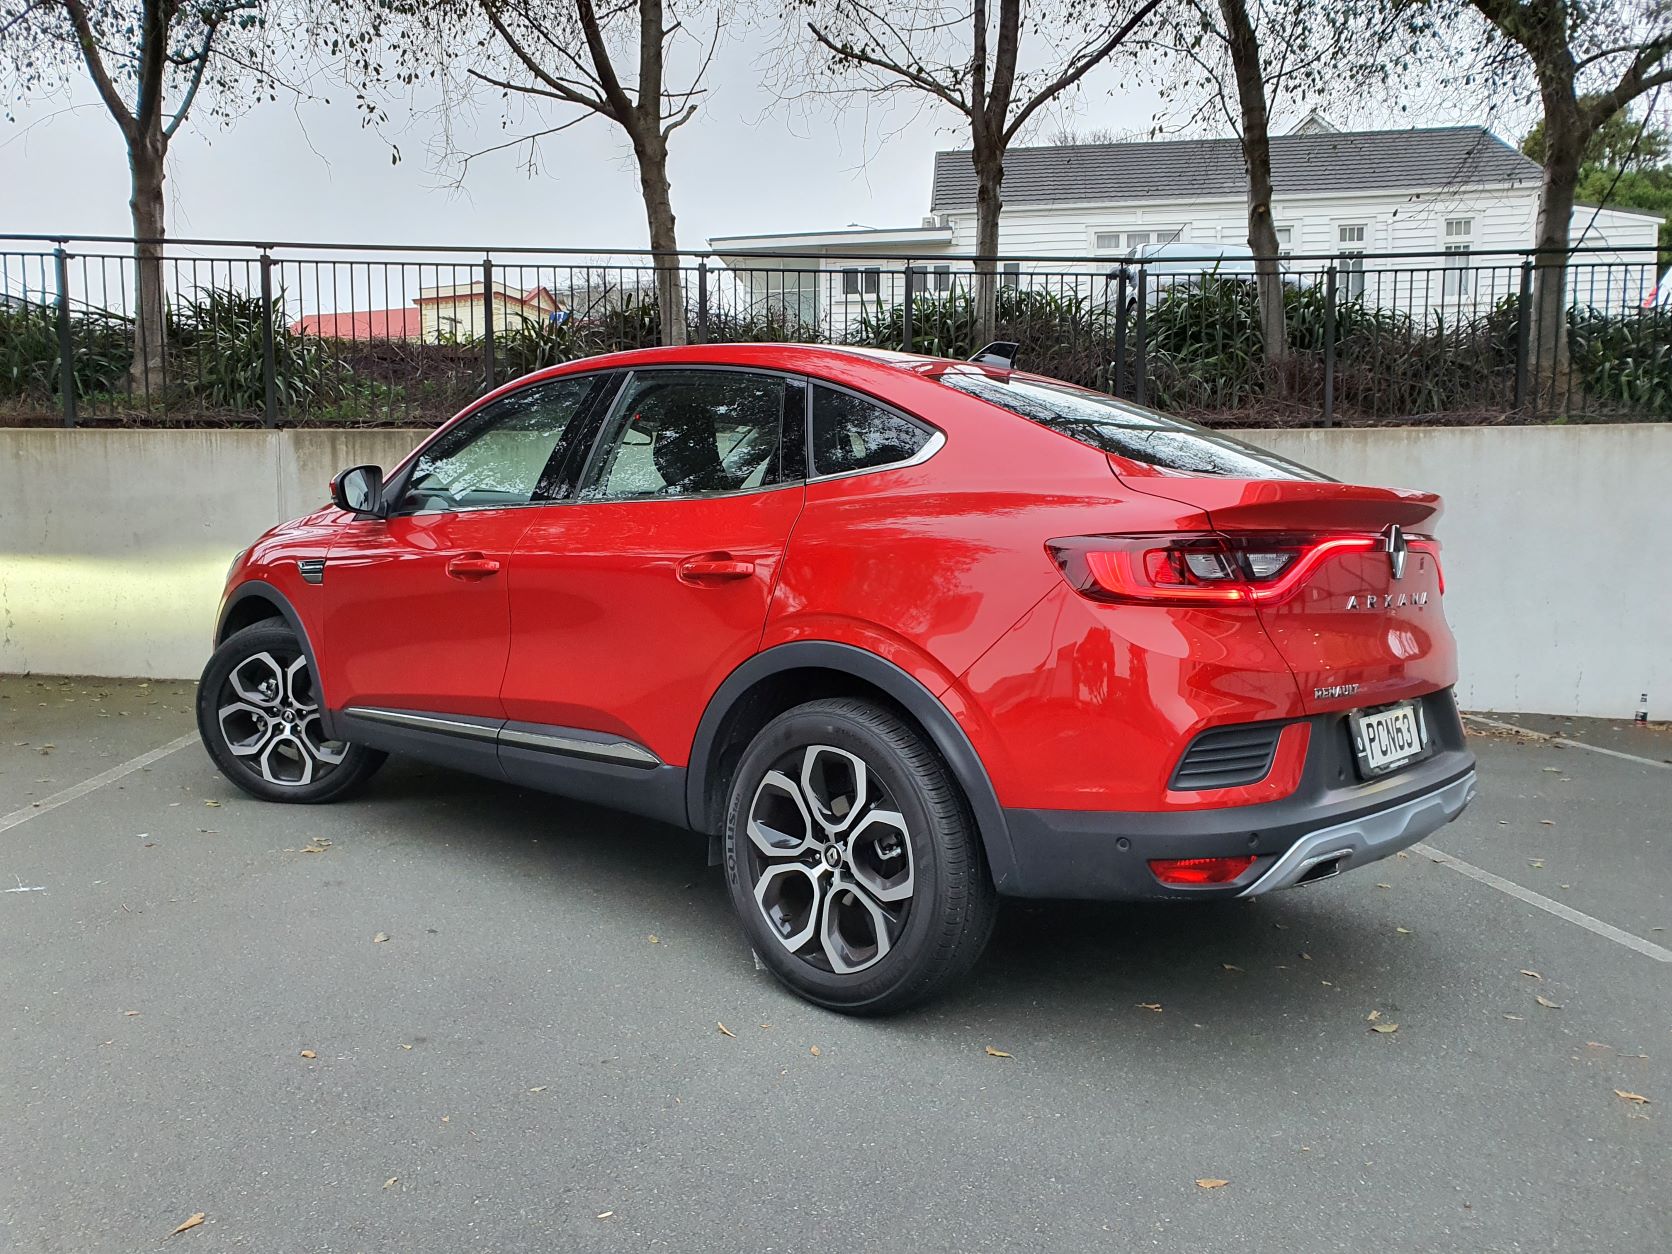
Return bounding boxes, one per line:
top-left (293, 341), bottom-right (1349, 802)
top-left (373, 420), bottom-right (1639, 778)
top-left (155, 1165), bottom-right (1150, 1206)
top-left (1240, 770), bottom-right (1478, 897)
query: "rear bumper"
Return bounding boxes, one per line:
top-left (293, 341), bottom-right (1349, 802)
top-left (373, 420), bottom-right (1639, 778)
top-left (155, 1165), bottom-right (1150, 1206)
top-left (995, 689), bottom-right (1476, 900)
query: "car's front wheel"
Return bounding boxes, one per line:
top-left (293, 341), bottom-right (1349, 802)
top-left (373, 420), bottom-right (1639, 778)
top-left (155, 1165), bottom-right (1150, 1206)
top-left (197, 621), bottom-right (386, 803)
top-left (724, 697), bottom-right (997, 1015)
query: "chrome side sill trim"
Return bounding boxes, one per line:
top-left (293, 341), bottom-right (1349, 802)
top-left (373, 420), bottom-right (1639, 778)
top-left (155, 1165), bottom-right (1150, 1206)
top-left (344, 706), bottom-right (660, 768)
top-left (499, 727), bottom-right (660, 768)
top-left (1240, 770), bottom-right (1478, 897)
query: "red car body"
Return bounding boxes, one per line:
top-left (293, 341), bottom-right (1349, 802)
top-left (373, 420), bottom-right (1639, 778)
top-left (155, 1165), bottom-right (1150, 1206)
top-left (215, 342), bottom-right (1475, 903)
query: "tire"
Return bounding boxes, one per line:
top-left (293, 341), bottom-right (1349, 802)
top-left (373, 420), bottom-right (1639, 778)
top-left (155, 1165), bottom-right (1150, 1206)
top-left (196, 621), bottom-right (386, 804)
top-left (723, 697), bottom-right (997, 1015)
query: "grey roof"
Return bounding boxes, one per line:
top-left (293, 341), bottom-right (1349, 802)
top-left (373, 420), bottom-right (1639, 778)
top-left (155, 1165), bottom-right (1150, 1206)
top-left (930, 127), bottom-right (1540, 211)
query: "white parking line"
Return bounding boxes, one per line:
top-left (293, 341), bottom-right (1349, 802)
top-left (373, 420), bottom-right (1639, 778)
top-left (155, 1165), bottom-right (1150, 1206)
top-left (1414, 842), bottom-right (1672, 964)
top-left (0, 733), bottom-right (200, 836)
top-left (1464, 713), bottom-right (1672, 772)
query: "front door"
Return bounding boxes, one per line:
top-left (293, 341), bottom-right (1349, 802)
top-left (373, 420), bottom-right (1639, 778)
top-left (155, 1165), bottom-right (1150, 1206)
top-left (500, 368), bottom-right (807, 767)
top-left (323, 373), bottom-right (612, 721)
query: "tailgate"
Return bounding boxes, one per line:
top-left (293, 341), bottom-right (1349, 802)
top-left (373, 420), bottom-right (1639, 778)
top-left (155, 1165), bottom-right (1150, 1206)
top-left (1114, 467), bottom-right (1457, 714)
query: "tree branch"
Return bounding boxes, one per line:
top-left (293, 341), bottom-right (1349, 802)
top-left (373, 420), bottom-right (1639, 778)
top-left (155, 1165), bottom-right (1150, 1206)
top-left (1003, 0), bottom-right (1164, 143)
top-left (58, 0), bottom-right (135, 137)
top-left (806, 20), bottom-right (967, 112)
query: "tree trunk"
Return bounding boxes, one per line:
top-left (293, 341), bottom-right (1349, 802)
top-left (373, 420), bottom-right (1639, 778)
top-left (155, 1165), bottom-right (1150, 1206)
top-left (1530, 104), bottom-right (1581, 409)
top-left (972, 152), bottom-right (1004, 347)
top-left (1217, 0), bottom-right (1287, 370)
top-left (635, 136), bottom-right (687, 347)
top-left (128, 133), bottom-right (168, 398)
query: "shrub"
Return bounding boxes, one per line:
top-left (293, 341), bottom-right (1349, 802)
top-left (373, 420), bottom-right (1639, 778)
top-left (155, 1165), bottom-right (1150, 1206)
top-left (0, 301), bottom-right (131, 400)
top-left (171, 287), bottom-right (354, 411)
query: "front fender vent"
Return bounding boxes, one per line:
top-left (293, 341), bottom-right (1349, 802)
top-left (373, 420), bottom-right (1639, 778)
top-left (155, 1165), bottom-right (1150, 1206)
top-left (1170, 723), bottom-right (1283, 791)
top-left (297, 559), bottom-right (325, 585)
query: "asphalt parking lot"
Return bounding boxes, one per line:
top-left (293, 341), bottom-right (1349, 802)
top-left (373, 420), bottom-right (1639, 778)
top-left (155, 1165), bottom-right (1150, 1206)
top-left (2, 676), bottom-right (1668, 1253)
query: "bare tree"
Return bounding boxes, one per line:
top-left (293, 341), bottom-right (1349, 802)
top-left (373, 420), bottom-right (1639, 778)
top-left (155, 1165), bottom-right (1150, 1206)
top-left (797, 0), bottom-right (1165, 343)
top-left (1, 0), bottom-right (280, 391)
top-left (1466, 0), bottom-right (1672, 394)
top-left (1164, 1), bottom-right (1428, 370)
top-left (336, 0), bottom-right (716, 345)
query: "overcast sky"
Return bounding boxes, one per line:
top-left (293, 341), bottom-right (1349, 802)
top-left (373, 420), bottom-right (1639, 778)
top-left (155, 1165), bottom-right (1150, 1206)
top-left (0, 19), bottom-right (1516, 256)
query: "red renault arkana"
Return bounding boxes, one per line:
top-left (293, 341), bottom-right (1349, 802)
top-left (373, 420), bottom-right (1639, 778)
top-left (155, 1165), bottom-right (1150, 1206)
top-left (199, 343), bottom-right (1476, 1013)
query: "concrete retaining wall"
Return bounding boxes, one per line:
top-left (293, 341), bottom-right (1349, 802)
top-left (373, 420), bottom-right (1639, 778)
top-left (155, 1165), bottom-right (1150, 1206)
top-left (2, 424), bottom-right (1667, 718)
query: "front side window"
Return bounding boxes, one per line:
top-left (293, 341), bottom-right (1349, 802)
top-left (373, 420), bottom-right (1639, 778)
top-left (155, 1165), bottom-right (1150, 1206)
top-left (810, 384), bottom-right (934, 477)
top-left (397, 373), bottom-right (609, 513)
top-left (581, 369), bottom-right (800, 500)
top-left (939, 372), bottom-right (1327, 482)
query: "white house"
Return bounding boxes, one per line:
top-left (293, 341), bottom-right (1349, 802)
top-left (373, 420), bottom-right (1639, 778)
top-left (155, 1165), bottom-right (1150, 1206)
top-left (708, 125), bottom-right (1662, 334)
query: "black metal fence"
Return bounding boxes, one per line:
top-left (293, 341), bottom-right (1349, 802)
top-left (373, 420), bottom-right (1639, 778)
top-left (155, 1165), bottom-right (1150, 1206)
top-left (1, 234), bottom-right (1667, 428)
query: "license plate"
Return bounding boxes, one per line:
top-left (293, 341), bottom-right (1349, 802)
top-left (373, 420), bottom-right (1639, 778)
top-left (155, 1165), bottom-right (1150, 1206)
top-left (1349, 702), bottom-right (1427, 777)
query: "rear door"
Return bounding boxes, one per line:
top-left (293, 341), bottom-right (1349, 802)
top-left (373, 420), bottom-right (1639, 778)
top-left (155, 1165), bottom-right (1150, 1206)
top-left (498, 367), bottom-right (807, 768)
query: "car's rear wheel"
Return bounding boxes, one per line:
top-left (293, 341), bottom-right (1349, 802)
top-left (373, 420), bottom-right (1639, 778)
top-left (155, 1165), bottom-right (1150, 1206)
top-left (723, 697), bottom-right (996, 1015)
top-left (197, 621), bottom-right (386, 803)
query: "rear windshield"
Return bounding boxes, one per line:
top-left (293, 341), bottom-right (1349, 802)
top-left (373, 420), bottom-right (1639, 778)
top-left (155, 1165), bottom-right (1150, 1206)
top-left (941, 373), bottom-right (1329, 481)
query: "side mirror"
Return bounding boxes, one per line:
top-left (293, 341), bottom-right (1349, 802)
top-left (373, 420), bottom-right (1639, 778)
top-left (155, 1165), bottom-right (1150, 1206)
top-left (331, 464), bottom-right (386, 517)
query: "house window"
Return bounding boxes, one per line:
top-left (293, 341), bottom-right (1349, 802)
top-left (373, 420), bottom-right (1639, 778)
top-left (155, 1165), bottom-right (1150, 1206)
top-left (840, 267), bottom-right (881, 297)
top-left (1094, 229), bottom-right (1183, 256)
top-left (1338, 224), bottom-right (1367, 299)
top-left (1443, 218), bottom-right (1473, 299)
top-left (1001, 262), bottom-right (1021, 288)
top-left (1094, 231), bottom-right (1123, 253)
top-left (1274, 226), bottom-right (1293, 259)
top-left (932, 264), bottom-right (952, 292)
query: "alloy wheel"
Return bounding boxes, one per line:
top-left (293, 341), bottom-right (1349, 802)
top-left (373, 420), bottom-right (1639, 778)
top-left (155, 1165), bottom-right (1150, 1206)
top-left (743, 744), bottom-right (916, 975)
top-left (215, 650), bottom-right (345, 787)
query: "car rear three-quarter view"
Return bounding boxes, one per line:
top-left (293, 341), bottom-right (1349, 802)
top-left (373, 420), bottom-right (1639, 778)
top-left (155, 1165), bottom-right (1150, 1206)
top-left (197, 343), bottom-right (1475, 1015)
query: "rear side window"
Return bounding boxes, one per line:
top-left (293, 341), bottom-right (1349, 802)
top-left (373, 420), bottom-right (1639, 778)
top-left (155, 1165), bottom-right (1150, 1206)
top-left (811, 385), bottom-right (934, 477)
top-left (940, 373), bottom-right (1327, 481)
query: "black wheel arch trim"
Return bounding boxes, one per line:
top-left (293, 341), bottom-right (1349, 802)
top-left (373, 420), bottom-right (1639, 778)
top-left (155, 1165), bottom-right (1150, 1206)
top-left (214, 581), bottom-right (335, 737)
top-left (686, 641), bottom-right (1021, 893)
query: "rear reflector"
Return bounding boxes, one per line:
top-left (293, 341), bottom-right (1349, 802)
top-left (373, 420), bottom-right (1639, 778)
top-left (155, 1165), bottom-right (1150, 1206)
top-left (1148, 855), bottom-right (1257, 886)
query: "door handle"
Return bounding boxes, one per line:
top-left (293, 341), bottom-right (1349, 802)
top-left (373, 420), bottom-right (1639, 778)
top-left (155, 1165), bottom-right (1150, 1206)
top-left (446, 553), bottom-right (501, 579)
top-left (677, 554), bottom-right (756, 583)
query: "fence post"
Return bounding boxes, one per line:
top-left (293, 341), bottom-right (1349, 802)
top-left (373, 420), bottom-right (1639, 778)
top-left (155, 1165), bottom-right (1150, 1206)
top-left (901, 260), bottom-right (915, 353)
top-left (1322, 264), bottom-right (1337, 428)
top-left (259, 251), bottom-right (277, 428)
top-left (481, 256), bottom-right (496, 392)
top-left (1113, 268), bottom-right (1129, 398)
top-left (1513, 260), bottom-right (1533, 414)
top-left (697, 259), bottom-right (710, 343)
top-left (1133, 266), bottom-right (1148, 407)
top-left (54, 245), bottom-right (77, 428)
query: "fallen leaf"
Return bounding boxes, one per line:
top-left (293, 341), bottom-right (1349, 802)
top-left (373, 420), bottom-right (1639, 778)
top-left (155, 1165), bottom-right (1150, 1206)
top-left (717, 1022), bottom-right (736, 1038)
top-left (169, 1213), bottom-right (205, 1236)
top-left (1614, 1090), bottom-right (1651, 1104)
top-left (399, 1043), bottom-right (413, 1051)
top-left (1369, 1022), bottom-right (1400, 1034)
top-left (528, 1086), bottom-right (547, 1093)
top-left (123, 1010), bottom-right (141, 1017)
top-left (596, 1211), bottom-right (614, 1220)
top-left (1396, 851), bottom-right (1409, 859)
top-left (1221, 963), bottom-right (1243, 972)
top-left (299, 839), bottom-right (331, 854)
top-left (648, 934), bottom-right (660, 944)
top-left (1520, 969), bottom-right (1542, 979)
top-left (1539, 820), bottom-right (1554, 827)
top-left (984, 1046), bottom-right (1013, 1058)
top-left (1396, 927), bottom-right (1413, 935)
top-left (1300, 952), bottom-right (1312, 961)
top-left (1535, 995), bottom-right (1563, 1009)
top-left (1504, 1014), bottom-right (1525, 1021)
top-left (1195, 1178), bottom-right (1229, 1189)
top-left (299, 1050), bottom-right (316, 1059)
top-left (383, 1177), bottom-right (398, 1189)
top-left (1529, 859), bottom-right (1545, 869)
top-left (809, 1045), bottom-right (822, 1056)
top-left (1137, 1002), bottom-right (1163, 1012)
top-left (372, 932), bottom-right (389, 944)
top-left (1585, 1042), bottom-right (1611, 1050)
top-left (1542, 766), bottom-right (1560, 772)
top-left (1376, 883), bottom-right (1392, 889)
top-left (1367, 1010), bottom-right (1382, 1022)
top-left (204, 800), bottom-right (220, 808)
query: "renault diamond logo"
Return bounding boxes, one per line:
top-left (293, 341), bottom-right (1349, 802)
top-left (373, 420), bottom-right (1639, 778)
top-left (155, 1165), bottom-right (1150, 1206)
top-left (1382, 524), bottom-right (1409, 580)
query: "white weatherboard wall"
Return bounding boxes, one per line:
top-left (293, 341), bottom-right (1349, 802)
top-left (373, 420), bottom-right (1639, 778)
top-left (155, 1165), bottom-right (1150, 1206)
top-left (1, 425), bottom-right (1668, 718)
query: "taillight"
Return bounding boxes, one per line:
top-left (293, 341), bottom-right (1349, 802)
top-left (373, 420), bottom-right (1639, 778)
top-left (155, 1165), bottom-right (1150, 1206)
top-left (1149, 855), bottom-right (1257, 886)
top-left (1408, 537), bottom-right (1444, 594)
top-left (1049, 533), bottom-right (1384, 606)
